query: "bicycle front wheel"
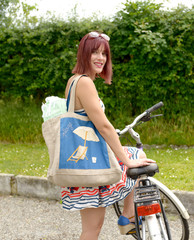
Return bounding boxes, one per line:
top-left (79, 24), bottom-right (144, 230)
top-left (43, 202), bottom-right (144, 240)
top-left (113, 188), bottom-right (189, 240)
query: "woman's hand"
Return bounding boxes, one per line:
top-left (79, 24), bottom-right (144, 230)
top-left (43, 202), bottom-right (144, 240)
top-left (127, 158), bottom-right (156, 169)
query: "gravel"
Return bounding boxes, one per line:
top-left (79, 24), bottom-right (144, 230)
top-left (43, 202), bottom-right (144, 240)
top-left (1, 195), bottom-right (193, 240)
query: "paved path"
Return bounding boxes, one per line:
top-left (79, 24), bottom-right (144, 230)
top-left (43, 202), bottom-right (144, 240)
top-left (1, 195), bottom-right (193, 240)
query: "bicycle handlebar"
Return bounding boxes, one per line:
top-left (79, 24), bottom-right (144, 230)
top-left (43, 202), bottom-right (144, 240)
top-left (145, 101), bottom-right (164, 113)
top-left (117, 102), bottom-right (164, 140)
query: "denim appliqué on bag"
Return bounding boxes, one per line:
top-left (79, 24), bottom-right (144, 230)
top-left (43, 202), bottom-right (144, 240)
top-left (59, 117), bottom-right (111, 170)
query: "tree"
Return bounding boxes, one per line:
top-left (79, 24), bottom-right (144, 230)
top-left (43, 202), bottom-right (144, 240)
top-left (0, 0), bottom-right (19, 28)
top-left (0, 0), bottom-right (38, 28)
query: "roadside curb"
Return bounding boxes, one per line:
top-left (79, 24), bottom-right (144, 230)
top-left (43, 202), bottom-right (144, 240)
top-left (0, 173), bottom-right (193, 215)
top-left (0, 173), bottom-right (61, 201)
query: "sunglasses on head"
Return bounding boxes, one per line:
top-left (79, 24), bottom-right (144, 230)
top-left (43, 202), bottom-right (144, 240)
top-left (88, 32), bottom-right (110, 41)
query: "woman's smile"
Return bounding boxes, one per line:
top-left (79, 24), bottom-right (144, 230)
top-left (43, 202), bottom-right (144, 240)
top-left (94, 62), bottom-right (104, 68)
top-left (91, 45), bottom-right (107, 76)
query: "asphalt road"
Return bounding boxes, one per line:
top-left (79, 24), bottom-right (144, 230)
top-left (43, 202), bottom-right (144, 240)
top-left (1, 195), bottom-right (193, 240)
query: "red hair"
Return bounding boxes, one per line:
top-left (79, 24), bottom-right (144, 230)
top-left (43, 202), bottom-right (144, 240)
top-left (72, 32), bottom-right (112, 84)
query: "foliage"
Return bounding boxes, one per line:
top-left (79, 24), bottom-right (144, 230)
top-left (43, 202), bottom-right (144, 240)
top-left (108, 1), bottom-right (194, 117)
top-left (0, 0), bottom-right (19, 28)
top-left (0, 0), bottom-right (193, 120)
top-left (0, 0), bottom-right (38, 28)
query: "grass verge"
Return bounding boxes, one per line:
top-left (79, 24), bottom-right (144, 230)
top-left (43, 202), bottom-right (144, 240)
top-left (0, 143), bottom-right (193, 191)
top-left (0, 100), bottom-right (193, 145)
top-left (0, 143), bottom-right (49, 177)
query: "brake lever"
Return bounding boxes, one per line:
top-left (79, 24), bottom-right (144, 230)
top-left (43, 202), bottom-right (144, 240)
top-left (150, 114), bottom-right (163, 119)
top-left (138, 114), bottom-right (163, 123)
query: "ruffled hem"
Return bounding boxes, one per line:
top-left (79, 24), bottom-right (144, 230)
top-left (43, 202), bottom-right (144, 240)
top-left (61, 147), bottom-right (140, 211)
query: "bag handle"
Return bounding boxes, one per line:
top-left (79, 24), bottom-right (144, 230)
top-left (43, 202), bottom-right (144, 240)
top-left (68, 75), bottom-right (85, 112)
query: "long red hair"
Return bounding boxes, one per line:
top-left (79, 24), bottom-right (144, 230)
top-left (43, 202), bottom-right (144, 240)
top-left (72, 32), bottom-right (112, 84)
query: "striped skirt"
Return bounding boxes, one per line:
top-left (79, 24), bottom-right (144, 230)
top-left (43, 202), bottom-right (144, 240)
top-left (61, 147), bottom-right (140, 211)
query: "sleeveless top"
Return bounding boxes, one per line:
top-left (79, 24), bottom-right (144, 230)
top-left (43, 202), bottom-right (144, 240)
top-left (61, 78), bottom-right (140, 211)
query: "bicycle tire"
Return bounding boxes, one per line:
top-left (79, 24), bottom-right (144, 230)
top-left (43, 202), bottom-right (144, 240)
top-left (113, 188), bottom-right (189, 240)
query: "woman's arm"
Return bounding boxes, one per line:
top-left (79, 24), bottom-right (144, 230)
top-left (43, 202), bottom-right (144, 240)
top-left (76, 76), bottom-right (155, 168)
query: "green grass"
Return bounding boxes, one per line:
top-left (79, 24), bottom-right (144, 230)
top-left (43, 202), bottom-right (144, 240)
top-left (0, 100), bottom-right (193, 191)
top-left (0, 100), bottom-right (194, 145)
top-left (145, 148), bottom-right (194, 191)
top-left (115, 113), bottom-right (194, 146)
top-left (0, 143), bottom-right (49, 177)
top-left (0, 143), bottom-right (193, 191)
top-left (0, 100), bottom-right (44, 143)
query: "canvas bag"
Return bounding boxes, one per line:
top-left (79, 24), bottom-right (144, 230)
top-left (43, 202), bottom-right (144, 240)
top-left (42, 75), bottom-right (122, 187)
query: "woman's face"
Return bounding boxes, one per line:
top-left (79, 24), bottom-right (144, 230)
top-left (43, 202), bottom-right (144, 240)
top-left (90, 44), bottom-right (107, 77)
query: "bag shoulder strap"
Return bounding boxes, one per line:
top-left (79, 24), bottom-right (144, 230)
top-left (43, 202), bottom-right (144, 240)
top-left (67, 74), bottom-right (86, 112)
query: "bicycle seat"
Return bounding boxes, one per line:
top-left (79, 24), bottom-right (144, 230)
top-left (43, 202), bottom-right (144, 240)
top-left (127, 163), bottom-right (159, 179)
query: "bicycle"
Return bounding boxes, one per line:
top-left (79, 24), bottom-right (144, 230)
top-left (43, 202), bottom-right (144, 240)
top-left (114, 102), bottom-right (190, 240)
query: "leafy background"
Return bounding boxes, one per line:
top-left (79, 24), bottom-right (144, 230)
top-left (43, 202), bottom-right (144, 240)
top-left (0, 0), bottom-right (193, 144)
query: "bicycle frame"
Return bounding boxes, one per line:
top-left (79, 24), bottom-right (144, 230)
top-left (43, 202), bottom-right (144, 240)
top-left (134, 177), bottom-right (171, 240)
top-left (149, 177), bottom-right (189, 220)
top-left (133, 176), bottom-right (190, 240)
top-left (117, 102), bottom-right (190, 240)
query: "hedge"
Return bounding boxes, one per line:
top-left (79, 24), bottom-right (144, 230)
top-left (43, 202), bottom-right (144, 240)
top-left (0, 0), bottom-right (193, 119)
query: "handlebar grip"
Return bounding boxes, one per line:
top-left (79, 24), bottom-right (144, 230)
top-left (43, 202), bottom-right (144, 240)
top-left (146, 102), bottom-right (164, 113)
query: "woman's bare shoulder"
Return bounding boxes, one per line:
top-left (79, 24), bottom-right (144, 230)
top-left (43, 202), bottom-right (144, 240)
top-left (65, 75), bottom-right (95, 98)
top-left (77, 75), bottom-right (96, 91)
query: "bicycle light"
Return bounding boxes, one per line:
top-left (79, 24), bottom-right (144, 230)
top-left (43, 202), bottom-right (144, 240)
top-left (137, 203), bottom-right (161, 216)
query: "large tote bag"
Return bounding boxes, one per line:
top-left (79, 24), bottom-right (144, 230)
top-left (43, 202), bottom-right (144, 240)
top-left (42, 75), bottom-right (122, 187)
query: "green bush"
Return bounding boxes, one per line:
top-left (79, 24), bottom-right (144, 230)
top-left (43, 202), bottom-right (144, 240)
top-left (0, 0), bottom-right (193, 119)
top-left (109, 1), bottom-right (193, 116)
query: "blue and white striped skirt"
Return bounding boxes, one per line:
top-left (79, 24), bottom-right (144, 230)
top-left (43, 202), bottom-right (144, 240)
top-left (61, 147), bottom-right (140, 211)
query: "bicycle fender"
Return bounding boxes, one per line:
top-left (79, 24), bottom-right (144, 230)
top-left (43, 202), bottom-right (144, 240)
top-left (149, 177), bottom-right (190, 220)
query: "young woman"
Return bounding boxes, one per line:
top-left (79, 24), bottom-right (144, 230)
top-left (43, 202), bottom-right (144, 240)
top-left (62, 31), bottom-right (155, 240)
